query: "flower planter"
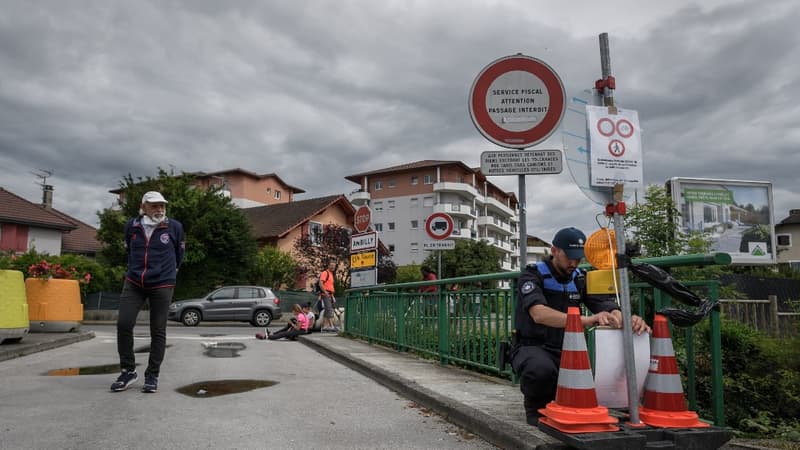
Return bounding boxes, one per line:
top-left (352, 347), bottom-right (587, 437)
top-left (0, 270), bottom-right (29, 343)
top-left (25, 278), bottom-right (83, 332)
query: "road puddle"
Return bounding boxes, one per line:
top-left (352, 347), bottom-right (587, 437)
top-left (176, 379), bottom-right (278, 398)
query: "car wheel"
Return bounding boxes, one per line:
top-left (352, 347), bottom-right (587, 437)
top-left (252, 310), bottom-right (273, 327)
top-left (181, 309), bottom-right (201, 327)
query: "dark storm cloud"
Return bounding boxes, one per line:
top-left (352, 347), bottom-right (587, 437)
top-left (0, 0), bottom-right (796, 240)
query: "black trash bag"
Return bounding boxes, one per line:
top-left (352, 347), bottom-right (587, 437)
top-left (657, 299), bottom-right (719, 327)
top-left (627, 262), bottom-right (703, 307)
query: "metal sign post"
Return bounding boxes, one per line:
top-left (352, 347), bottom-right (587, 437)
top-left (598, 32), bottom-right (641, 426)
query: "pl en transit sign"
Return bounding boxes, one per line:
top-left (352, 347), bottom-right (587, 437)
top-left (423, 240), bottom-right (455, 250)
top-left (480, 149), bottom-right (563, 176)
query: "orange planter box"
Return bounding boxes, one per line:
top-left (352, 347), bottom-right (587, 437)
top-left (25, 278), bottom-right (83, 324)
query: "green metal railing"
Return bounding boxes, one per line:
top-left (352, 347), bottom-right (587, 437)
top-left (343, 253), bottom-right (730, 426)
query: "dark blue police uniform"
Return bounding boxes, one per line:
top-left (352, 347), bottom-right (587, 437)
top-left (510, 258), bottom-right (619, 422)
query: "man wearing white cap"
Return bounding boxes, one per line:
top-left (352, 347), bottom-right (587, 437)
top-left (111, 191), bottom-right (185, 394)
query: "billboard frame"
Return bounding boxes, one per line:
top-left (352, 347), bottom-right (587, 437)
top-left (667, 177), bottom-right (776, 265)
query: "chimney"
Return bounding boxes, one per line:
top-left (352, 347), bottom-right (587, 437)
top-left (42, 184), bottom-right (53, 209)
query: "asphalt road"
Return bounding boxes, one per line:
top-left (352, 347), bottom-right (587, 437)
top-left (0, 324), bottom-right (496, 450)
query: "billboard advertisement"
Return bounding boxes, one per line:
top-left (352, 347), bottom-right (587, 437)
top-left (667, 177), bottom-right (776, 265)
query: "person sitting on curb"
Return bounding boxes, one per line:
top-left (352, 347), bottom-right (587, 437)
top-left (267, 304), bottom-right (309, 341)
top-left (302, 302), bottom-right (315, 334)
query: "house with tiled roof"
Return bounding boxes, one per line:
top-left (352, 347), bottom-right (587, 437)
top-left (110, 168), bottom-right (306, 209)
top-left (241, 194), bottom-right (352, 247)
top-left (241, 194), bottom-right (356, 288)
top-left (0, 187), bottom-right (100, 256)
top-left (46, 208), bottom-right (103, 257)
top-left (776, 209), bottom-right (800, 269)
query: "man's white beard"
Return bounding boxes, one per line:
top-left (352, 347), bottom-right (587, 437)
top-left (142, 214), bottom-right (166, 226)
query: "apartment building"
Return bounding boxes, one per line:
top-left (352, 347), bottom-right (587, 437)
top-left (346, 160), bottom-right (519, 270)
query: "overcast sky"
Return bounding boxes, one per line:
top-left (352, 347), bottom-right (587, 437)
top-left (1, 0), bottom-right (797, 243)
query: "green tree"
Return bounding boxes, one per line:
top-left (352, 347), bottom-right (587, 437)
top-left (625, 184), bottom-right (711, 257)
top-left (96, 168), bottom-right (258, 299)
top-left (395, 264), bottom-right (423, 284)
top-left (251, 245), bottom-right (298, 289)
top-left (376, 252), bottom-right (397, 284)
top-left (421, 239), bottom-right (501, 281)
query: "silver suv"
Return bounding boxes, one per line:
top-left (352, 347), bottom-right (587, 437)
top-left (168, 286), bottom-right (282, 327)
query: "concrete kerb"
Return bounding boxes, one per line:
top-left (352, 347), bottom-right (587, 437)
top-left (0, 330), bottom-right (95, 363)
top-left (300, 334), bottom-right (567, 450)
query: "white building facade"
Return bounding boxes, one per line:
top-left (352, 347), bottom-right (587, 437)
top-left (346, 160), bottom-right (520, 270)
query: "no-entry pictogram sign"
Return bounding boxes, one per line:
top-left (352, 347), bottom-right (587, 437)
top-left (353, 206), bottom-right (371, 233)
top-left (469, 54), bottom-right (566, 149)
top-left (586, 105), bottom-right (643, 188)
top-left (425, 213), bottom-right (454, 240)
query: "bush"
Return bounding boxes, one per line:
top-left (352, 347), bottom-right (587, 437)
top-left (0, 250), bottom-right (126, 296)
top-left (676, 318), bottom-right (800, 438)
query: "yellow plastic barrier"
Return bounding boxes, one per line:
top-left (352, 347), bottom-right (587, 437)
top-left (25, 278), bottom-right (83, 332)
top-left (0, 269), bottom-right (29, 343)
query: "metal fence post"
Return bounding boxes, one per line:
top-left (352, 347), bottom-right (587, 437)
top-left (710, 281), bottom-right (725, 426)
top-left (769, 295), bottom-right (779, 337)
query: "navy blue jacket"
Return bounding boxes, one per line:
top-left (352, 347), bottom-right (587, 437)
top-left (124, 216), bottom-right (185, 289)
top-left (514, 259), bottom-right (619, 352)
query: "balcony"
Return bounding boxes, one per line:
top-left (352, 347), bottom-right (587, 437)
top-left (449, 227), bottom-right (474, 240)
top-left (481, 237), bottom-right (512, 254)
top-left (476, 216), bottom-right (512, 235)
top-left (433, 181), bottom-right (479, 199)
top-left (484, 196), bottom-right (516, 216)
top-left (433, 202), bottom-right (477, 219)
top-left (348, 190), bottom-right (370, 205)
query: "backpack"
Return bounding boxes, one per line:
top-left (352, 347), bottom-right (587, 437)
top-left (313, 278), bottom-right (322, 294)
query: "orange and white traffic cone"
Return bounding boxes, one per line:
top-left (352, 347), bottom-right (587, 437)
top-left (639, 314), bottom-right (709, 428)
top-left (538, 306), bottom-right (619, 433)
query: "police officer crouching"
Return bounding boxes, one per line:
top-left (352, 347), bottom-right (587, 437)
top-left (509, 227), bottom-right (650, 425)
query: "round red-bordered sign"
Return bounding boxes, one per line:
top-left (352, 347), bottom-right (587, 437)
top-left (615, 118), bottom-right (634, 138)
top-left (469, 54), bottom-right (566, 149)
top-left (353, 206), bottom-right (372, 233)
top-left (597, 117), bottom-right (615, 137)
top-left (425, 213), bottom-right (454, 240)
top-left (608, 139), bottom-right (625, 157)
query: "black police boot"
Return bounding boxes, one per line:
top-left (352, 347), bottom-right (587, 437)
top-left (524, 396), bottom-right (545, 426)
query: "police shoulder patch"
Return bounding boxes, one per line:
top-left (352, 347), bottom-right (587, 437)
top-left (521, 281), bottom-right (536, 294)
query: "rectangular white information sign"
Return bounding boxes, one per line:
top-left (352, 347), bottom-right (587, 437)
top-left (586, 106), bottom-right (643, 188)
top-left (480, 149), bottom-right (563, 176)
top-left (350, 268), bottom-right (377, 288)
